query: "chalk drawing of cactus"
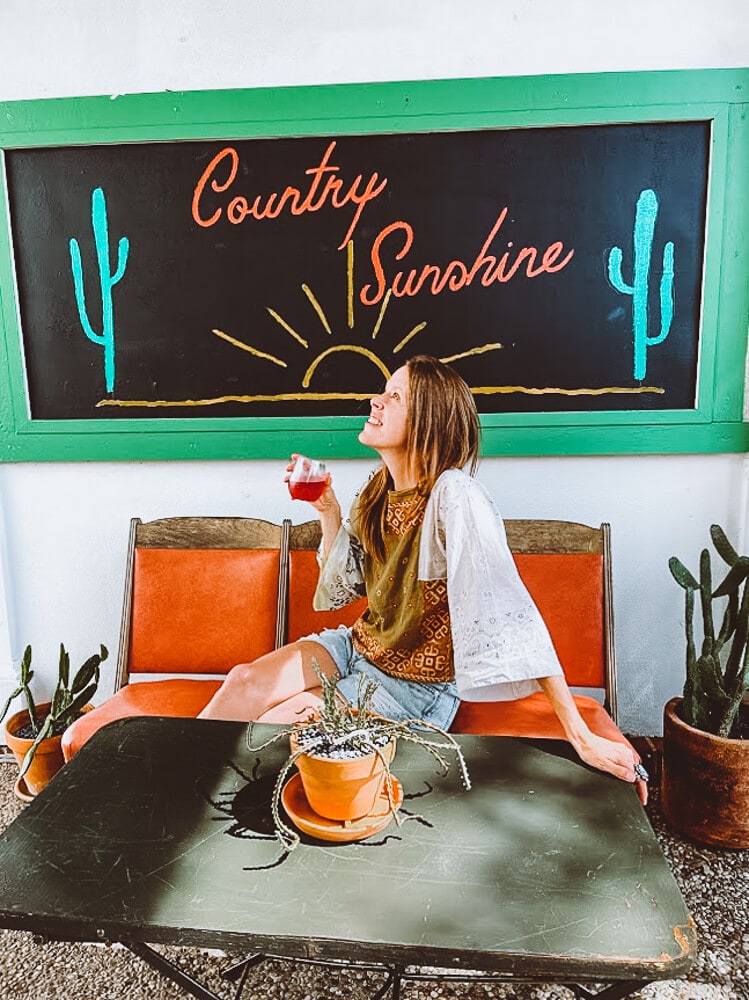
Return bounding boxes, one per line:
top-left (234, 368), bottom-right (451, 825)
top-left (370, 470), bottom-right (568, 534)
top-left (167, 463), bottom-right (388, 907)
top-left (607, 188), bottom-right (674, 381)
top-left (69, 187), bottom-right (129, 393)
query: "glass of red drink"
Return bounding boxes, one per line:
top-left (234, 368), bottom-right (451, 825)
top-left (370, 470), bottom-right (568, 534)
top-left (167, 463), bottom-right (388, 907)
top-left (288, 456), bottom-right (327, 502)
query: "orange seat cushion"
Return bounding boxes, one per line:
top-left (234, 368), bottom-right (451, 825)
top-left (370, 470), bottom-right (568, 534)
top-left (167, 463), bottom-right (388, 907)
top-left (130, 548), bottom-right (280, 674)
top-left (61, 678), bottom-right (222, 761)
top-left (287, 549), bottom-right (368, 640)
top-left (451, 691), bottom-right (628, 745)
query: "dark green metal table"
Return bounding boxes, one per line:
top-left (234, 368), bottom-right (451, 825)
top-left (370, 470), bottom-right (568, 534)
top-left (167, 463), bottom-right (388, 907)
top-left (0, 717), bottom-right (694, 999)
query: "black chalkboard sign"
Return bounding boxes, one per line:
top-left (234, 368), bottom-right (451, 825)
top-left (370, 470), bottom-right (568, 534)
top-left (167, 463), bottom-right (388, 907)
top-left (5, 121), bottom-right (708, 420)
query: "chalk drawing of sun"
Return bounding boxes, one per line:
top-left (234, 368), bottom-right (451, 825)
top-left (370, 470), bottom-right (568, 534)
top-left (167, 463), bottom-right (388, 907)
top-left (209, 240), bottom-right (503, 403)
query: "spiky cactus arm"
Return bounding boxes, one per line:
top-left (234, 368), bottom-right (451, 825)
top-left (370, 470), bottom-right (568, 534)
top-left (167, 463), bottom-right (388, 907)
top-left (52, 644), bottom-right (108, 732)
top-left (710, 523), bottom-right (739, 565)
top-left (669, 556), bottom-right (698, 591)
top-left (0, 646), bottom-right (39, 734)
top-left (681, 602), bottom-right (700, 730)
top-left (671, 556), bottom-right (701, 729)
top-left (20, 645), bottom-right (38, 732)
top-left (699, 548), bottom-right (715, 659)
top-left (681, 587), bottom-right (726, 734)
top-left (716, 581), bottom-right (749, 737)
top-left (717, 561), bottom-right (749, 682)
top-left (18, 714), bottom-right (56, 779)
top-left (694, 651), bottom-right (730, 734)
top-left (715, 589), bottom-right (738, 653)
top-left (720, 643), bottom-right (749, 738)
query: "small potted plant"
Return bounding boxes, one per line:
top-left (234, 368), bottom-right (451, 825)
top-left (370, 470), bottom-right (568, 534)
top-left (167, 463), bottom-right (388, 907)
top-left (1, 642), bottom-right (108, 799)
top-left (248, 662), bottom-right (471, 850)
top-left (664, 524), bottom-right (749, 847)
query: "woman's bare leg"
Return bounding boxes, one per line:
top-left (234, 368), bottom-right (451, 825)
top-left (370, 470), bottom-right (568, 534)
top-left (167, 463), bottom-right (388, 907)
top-left (198, 640), bottom-right (338, 722)
top-left (256, 689), bottom-right (324, 724)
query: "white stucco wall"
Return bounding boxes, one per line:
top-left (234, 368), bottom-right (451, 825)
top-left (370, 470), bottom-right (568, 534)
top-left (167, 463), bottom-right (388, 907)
top-left (0, 0), bottom-right (746, 100)
top-left (0, 0), bottom-right (747, 736)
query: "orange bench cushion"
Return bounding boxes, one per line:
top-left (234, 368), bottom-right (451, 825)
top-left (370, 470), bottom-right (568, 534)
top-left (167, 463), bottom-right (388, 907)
top-left (287, 549), bottom-right (368, 640)
top-left (129, 548), bottom-right (280, 674)
top-left (62, 678), bottom-right (222, 761)
top-left (451, 691), bottom-right (626, 745)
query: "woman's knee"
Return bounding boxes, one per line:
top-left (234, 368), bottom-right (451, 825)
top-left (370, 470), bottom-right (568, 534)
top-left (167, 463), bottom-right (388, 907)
top-left (222, 640), bottom-right (336, 706)
top-left (222, 659), bottom-right (257, 692)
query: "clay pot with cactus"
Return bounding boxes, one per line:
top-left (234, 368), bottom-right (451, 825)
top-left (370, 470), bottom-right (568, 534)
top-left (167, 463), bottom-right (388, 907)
top-left (248, 662), bottom-right (471, 851)
top-left (2, 643), bottom-right (108, 799)
top-left (663, 524), bottom-right (749, 847)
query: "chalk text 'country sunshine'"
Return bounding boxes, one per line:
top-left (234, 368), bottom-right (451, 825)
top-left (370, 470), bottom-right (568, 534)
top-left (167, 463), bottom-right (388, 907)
top-left (191, 141), bottom-right (575, 305)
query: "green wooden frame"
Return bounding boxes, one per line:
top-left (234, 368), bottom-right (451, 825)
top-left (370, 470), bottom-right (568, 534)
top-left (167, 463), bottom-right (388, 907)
top-left (1, 68), bottom-right (748, 462)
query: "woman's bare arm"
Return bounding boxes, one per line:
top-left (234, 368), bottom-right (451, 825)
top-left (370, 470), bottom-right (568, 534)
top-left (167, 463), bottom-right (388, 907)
top-left (537, 675), bottom-right (648, 805)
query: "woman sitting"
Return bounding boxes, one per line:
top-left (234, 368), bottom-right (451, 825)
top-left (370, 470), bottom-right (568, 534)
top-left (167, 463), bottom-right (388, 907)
top-left (199, 355), bottom-right (643, 800)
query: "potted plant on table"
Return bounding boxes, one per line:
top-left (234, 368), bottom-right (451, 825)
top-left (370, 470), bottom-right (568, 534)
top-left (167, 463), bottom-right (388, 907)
top-left (248, 662), bottom-right (471, 851)
top-left (1, 642), bottom-right (108, 800)
top-left (664, 524), bottom-right (749, 847)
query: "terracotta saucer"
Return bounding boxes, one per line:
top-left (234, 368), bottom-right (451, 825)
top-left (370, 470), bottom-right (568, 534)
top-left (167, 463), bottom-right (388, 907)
top-left (13, 774), bottom-right (35, 803)
top-left (281, 772), bottom-right (403, 843)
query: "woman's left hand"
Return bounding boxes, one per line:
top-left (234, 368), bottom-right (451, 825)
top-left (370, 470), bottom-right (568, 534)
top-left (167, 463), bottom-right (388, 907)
top-left (573, 731), bottom-right (648, 805)
top-left (536, 676), bottom-right (649, 805)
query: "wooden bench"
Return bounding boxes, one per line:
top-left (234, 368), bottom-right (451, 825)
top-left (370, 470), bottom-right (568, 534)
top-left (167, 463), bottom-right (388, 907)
top-left (62, 514), bottom-right (628, 760)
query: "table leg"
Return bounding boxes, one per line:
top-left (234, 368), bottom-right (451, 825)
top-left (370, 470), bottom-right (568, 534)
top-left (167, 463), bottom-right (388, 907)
top-left (568, 982), bottom-right (654, 1000)
top-left (124, 941), bottom-right (227, 1000)
top-left (123, 943), bottom-right (654, 1000)
top-left (371, 965), bottom-right (402, 1000)
top-left (221, 955), bottom-right (270, 1000)
top-left (126, 945), bottom-right (405, 1000)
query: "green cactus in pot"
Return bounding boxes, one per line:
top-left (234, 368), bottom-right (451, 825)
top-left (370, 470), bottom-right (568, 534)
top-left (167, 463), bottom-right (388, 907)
top-left (669, 524), bottom-right (749, 738)
top-left (1, 642), bottom-right (108, 779)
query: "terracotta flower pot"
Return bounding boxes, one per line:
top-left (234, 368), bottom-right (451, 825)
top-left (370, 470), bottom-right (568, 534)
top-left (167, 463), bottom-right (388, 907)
top-left (4, 702), bottom-right (64, 798)
top-left (4, 702), bottom-right (94, 800)
top-left (661, 696), bottom-right (749, 849)
top-left (291, 731), bottom-right (396, 821)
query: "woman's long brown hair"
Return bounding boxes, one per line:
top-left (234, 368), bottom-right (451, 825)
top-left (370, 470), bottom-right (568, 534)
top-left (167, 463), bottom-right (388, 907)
top-left (356, 355), bottom-right (480, 561)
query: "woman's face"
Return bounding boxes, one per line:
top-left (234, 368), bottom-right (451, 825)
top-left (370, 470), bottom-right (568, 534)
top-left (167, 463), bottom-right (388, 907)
top-left (358, 365), bottom-right (410, 455)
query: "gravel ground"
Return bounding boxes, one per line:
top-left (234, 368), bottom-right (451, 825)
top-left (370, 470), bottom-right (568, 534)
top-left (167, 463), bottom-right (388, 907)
top-left (0, 757), bottom-right (746, 1000)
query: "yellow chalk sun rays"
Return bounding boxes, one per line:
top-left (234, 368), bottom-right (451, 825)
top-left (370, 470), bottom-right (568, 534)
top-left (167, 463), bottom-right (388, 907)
top-left (207, 239), bottom-right (503, 400)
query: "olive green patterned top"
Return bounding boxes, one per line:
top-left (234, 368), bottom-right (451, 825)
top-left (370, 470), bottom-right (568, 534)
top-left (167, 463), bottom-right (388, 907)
top-left (350, 487), bottom-right (453, 683)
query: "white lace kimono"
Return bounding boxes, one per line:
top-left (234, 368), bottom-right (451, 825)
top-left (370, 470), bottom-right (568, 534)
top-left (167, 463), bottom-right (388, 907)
top-left (314, 468), bottom-right (563, 702)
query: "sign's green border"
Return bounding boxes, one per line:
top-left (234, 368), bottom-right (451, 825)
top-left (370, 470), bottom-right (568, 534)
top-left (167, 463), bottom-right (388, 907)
top-left (1, 68), bottom-right (748, 461)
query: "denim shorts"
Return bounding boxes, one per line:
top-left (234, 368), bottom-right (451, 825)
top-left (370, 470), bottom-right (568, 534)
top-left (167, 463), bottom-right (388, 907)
top-left (297, 625), bottom-right (460, 731)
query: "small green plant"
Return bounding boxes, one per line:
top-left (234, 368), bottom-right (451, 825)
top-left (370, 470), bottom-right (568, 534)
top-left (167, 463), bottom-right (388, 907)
top-left (669, 524), bottom-right (749, 738)
top-left (0, 645), bottom-right (38, 735)
top-left (248, 661), bottom-right (471, 850)
top-left (1, 643), bottom-right (108, 777)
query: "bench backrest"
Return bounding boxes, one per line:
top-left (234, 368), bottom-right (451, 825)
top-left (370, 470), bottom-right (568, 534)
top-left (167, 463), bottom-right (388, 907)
top-left (119, 514), bottom-right (616, 720)
top-left (118, 517), bottom-right (284, 688)
top-left (286, 520), bottom-right (369, 640)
